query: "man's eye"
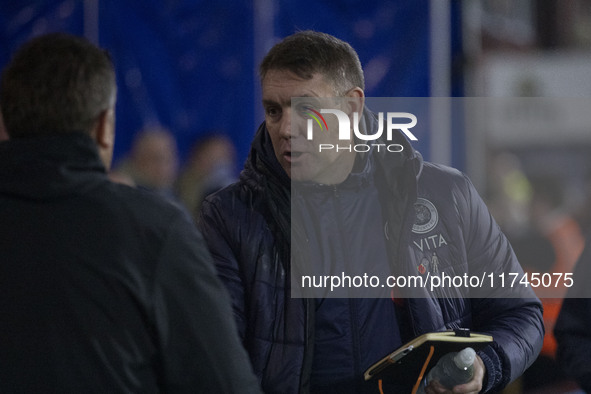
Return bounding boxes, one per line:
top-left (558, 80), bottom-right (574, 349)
top-left (266, 107), bottom-right (280, 117)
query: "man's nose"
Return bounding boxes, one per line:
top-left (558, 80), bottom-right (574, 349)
top-left (281, 107), bottom-right (309, 139)
top-left (278, 107), bottom-right (291, 138)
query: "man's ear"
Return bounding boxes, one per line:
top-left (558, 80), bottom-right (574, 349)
top-left (95, 108), bottom-right (115, 148)
top-left (345, 87), bottom-right (364, 113)
top-left (345, 87), bottom-right (365, 125)
top-left (92, 108), bottom-right (116, 170)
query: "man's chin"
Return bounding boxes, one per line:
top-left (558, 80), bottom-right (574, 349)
top-left (289, 170), bottom-right (315, 183)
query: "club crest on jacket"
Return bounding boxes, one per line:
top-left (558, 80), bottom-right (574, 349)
top-left (412, 198), bottom-right (438, 234)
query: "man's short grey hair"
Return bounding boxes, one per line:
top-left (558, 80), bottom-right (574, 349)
top-left (1, 33), bottom-right (116, 138)
top-left (259, 30), bottom-right (364, 95)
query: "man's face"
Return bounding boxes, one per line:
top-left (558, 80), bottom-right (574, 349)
top-left (262, 70), bottom-right (358, 184)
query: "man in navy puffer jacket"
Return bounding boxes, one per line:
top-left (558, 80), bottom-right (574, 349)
top-left (199, 31), bottom-right (544, 394)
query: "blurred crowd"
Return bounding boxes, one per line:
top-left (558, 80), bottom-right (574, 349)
top-left (487, 151), bottom-right (591, 394)
top-left (108, 126), bottom-right (238, 222)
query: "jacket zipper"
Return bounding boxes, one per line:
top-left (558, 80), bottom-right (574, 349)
top-left (332, 184), bottom-right (362, 378)
top-left (398, 169), bottom-right (420, 337)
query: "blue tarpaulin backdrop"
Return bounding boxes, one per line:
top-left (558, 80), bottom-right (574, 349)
top-left (0, 1), bottom-right (462, 167)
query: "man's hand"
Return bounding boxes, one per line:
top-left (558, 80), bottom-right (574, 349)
top-left (423, 354), bottom-right (485, 394)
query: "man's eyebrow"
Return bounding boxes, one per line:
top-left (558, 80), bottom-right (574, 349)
top-left (262, 97), bottom-right (292, 107)
top-left (294, 94), bottom-right (319, 101)
top-left (262, 99), bottom-right (279, 107)
top-left (262, 95), bottom-right (320, 109)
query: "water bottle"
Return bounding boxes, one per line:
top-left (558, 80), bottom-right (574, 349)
top-left (417, 347), bottom-right (475, 393)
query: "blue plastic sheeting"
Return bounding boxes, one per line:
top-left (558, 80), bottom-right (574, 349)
top-left (0, 1), bottom-right (449, 166)
top-left (98, 1), bottom-right (255, 166)
top-left (274, 1), bottom-right (430, 97)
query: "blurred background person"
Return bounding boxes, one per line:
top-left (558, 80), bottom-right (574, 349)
top-left (528, 176), bottom-right (585, 282)
top-left (514, 176), bottom-right (585, 392)
top-left (111, 126), bottom-right (179, 197)
top-left (176, 132), bottom-right (237, 221)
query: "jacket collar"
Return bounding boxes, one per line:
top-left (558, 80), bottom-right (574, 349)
top-left (0, 132), bottom-right (107, 200)
top-left (241, 122), bottom-right (291, 190)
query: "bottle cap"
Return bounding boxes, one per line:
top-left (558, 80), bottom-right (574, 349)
top-left (454, 347), bottom-right (476, 369)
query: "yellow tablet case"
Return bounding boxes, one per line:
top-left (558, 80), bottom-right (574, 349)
top-left (364, 329), bottom-right (493, 391)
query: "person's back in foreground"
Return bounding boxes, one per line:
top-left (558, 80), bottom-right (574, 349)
top-left (0, 33), bottom-right (260, 394)
top-left (198, 30), bottom-right (544, 393)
